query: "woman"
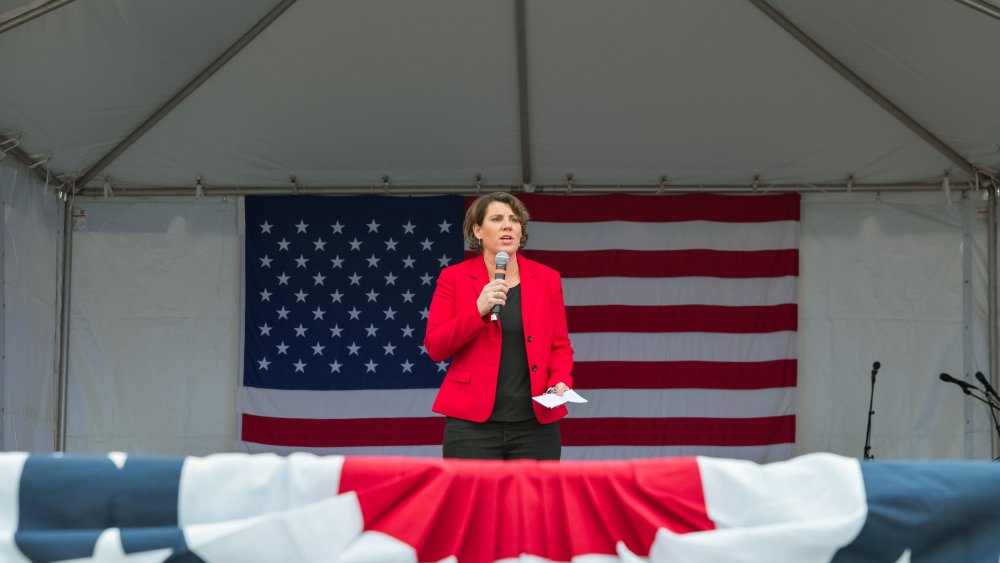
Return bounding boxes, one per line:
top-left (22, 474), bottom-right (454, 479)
top-left (424, 192), bottom-right (574, 460)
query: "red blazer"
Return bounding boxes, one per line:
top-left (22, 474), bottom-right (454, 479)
top-left (424, 255), bottom-right (574, 424)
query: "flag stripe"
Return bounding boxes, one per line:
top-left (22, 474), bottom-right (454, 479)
top-left (562, 417), bottom-right (795, 447)
top-left (562, 276), bottom-right (798, 307)
top-left (522, 249), bottom-right (799, 278)
top-left (241, 387), bottom-right (793, 419)
top-left (570, 332), bottom-right (797, 362)
top-left (241, 414), bottom-right (794, 448)
top-left (530, 220), bottom-right (799, 251)
top-left (567, 304), bottom-right (797, 333)
top-left (517, 193), bottom-right (801, 223)
top-left (572, 360), bottom-right (798, 390)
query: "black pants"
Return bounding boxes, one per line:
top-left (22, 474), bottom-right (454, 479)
top-left (443, 417), bottom-right (561, 460)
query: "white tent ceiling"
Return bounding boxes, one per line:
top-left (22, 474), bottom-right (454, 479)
top-left (1, 0), bottom-right (999, 194)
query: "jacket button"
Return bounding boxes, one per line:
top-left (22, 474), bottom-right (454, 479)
top-left (531, 365), bottom-right (537, 372)
top-left (527, 336), bottom-right (533, 343)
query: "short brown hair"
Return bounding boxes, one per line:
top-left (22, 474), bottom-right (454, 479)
top-left (463, 192), bottom-right (531, 253)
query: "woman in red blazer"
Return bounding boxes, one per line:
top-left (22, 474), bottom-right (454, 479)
top-left (424, 192), bottom-right (574, 460)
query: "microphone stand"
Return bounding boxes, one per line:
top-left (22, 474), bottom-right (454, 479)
top-left (863, 364), bottom-right (878, 460)
top-left (961, 388), bottom-right (1000, 462)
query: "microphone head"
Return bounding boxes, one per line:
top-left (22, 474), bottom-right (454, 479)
top-left (872, 361), bottom-right (880, 371)
top-left (975, 371), bottom-right (988, 383)
top-left (939, 373), bottom-right (954, 383)
top-left (495, 251), bottom-right (509, 268)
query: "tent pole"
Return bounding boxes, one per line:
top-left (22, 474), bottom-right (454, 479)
top-left (74, 0), bottom-right (299, 189)
top-left (54, 192), bottom-right (73, 451)
top-left (747, 0), bottom-right (976, 178)
top-left (514, 0), bottom-right (532, 186)
top-left (989, 182), bottom-right (999, 458)
top-left (0, 0), bottom-right (78, 34)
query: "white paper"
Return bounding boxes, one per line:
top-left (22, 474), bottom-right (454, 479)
top-left (532, 389), bottom-right (588, 408)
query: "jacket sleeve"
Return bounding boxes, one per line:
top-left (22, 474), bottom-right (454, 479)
top-left (423, 266), bottom-right (489, 361)
top-left (545, 271), bottom-right (574, 389)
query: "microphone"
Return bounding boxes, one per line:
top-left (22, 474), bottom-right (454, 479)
top-left (490, 251), bottom-right (509, 322)
top-left (870, 361), bottom-right (881, 382)
top-left (940, 372), bottom-right (976, 394)
top-left (975, 371), bottom-right (1000, 401)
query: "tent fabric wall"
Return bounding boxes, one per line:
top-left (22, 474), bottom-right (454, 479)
top-left (38, 191), bottom-right (995, 459)
top-left (798, 191), bottom-right (992, 459)
top-left (65, 199), bottom-right (239, 455)
top-left (0, 162), bottom-right (60, 451)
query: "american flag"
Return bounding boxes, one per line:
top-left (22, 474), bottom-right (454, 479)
top-left (239, 193), bottom-right (799, 462)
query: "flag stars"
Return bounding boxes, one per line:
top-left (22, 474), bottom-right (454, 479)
top-left (420, 273), bottom-right (434, 286)
top-left (329, 324), bottom-right (343, 338)
top-left (401, 359), bottom-right (414, 373)
top-left (349, 238), bottom-right (363, 251)
top-left (276, 306), bottom-right (290, 320)
top-left (383, 307), bottom-right (397, 320)
top-left (293, 359), bottom-right (307, 373)
top-left (421, 307), bottom-right (430, 320)
top-left (260, 221), bottom-right (273, 234)
top-left (402, 221), bottom-right (416, 234)
top-left (330, 290), bottom-right (344, 303)
top-left (295, 255), bottom-right (309, 268)
top-left (294, 324), bottom-right (308, 337)
top-left (330, 256), bottom-right (344, 269)
top-left (402, 256), bottom-right (416, 269)
top-left (420, 238), bottom-right (434, 251)
top-left (311, 342), bottom-right (325, 356)
top-left (366, 289), bottom-right (380, 302)
top-left (384, 272), bottom-right (398, 286)
top-left (436, 360), bottom-right (449, 372)
top-left (259, 255), bottom-right (273, 268)
top-left (313, 238), bottom-right (327, 251)
top-left (294, 289), bottom-right (308, 303)
top-left (401, 324), bottom-right (415, 338)
top-left (439, 220), bottom-right (452, 233)
top-left (383, 342), bottom-right (396, 356)
top-left (259, 323), bottom-right (272, 336)
top-left (365, 324), bottom-right (379, 337)
top-left (365, 359), bottom-right (378, 373)
top-left (437, 255), bottom-right (452, 268)
top-left (347, 307), bottom-right (362, 320)
top-left (312, 307), bottom-right (326, 320)
top-left (401, 290), bottom-right (415, 303)
top-left (331, 221), bottom-right (345, 234)
top-left (419, 344), bottom-right (428, 355)
top-left (313, 272), bottom-right (326, 286)
top-left (278, 238), bottom-right (291, 251)
top-left (277, 273), bottom-right (290, 285)
top-left (367, 254), bottom-right (381, 268)
top-left (347, 342), bottom-right (361, 356)
top-left (367, 219), bottom-right (380, 233)
top-left (329, 360), bottom-right (342, 373)
top-left (348, 272), bottom-right (363, 285)
top-left (257, 358), bottom-right (271, 371)
top-left (295, 220), bottom-right (309, 233)
top-left (260, 288), bottom-right (272, 302)
top-left (276, 342), bottom-right (289, 355)
top-left (384, 238), bottom-right (398, 251)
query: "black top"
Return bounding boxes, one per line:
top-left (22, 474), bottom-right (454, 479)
top-left (490, 285), bottom-right (534, 422)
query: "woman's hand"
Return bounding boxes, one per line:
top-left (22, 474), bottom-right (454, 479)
top-left (551, 382), bottom-right (570, 396)
top-left (477, 280), bottom-right (509, 318)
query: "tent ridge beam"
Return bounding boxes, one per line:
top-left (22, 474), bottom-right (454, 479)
top-left (954, 0), bottom-right (1000, 22)
top-left (75, 0), bottom-right (299, 189)
top-left (0, 0), bottom-right (78, 34)
top-left (72, 181), bottom-right (968, 198)
top-left (748, 0), bottom-right (977, 178)
top-left (514, 0), bottom-right (532, 186)
top-left (0, 132), bottom-right (58, 186)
